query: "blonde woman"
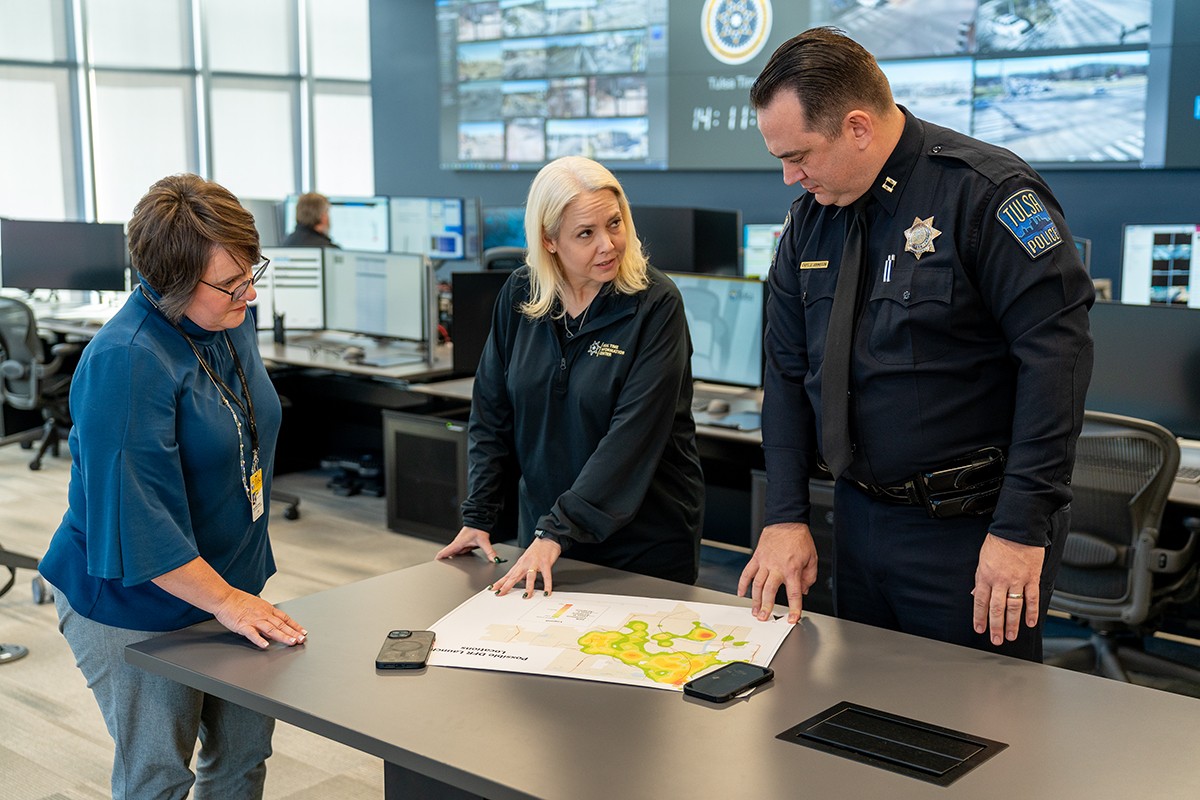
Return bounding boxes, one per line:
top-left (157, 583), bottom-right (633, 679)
top-left (436, 156), bottom-right (705, 592)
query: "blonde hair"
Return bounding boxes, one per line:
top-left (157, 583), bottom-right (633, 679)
top-left (520, 156), bottom-right (649, 320)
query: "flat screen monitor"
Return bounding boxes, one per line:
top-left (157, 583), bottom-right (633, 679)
top-left (1119, 223), bottom-right (1200, 307)
top-left (323, 250), bottom-right (426, 341)
top-left (743, 222), bottom-right (784, 278)
top-left (1087, 301), bottom-right (1200, 440)
top-left (283, 195), bottom-right (390, 253)
top-left (0, 218), bottom-right (128, 291)
top-left (670, 272), bottom-right (764, 388)
top-left (451, 270), bottom-right (510, 376)
top-left (482, 206), bottom-right (526, 250)
top-left (634, 206), bottom-right (741, 276)
top-left (1073, 236), bottom-right (1092, 273)
top-left (255, 247), bottom-right (325, 330)
top-left (389, 196), bottom-right (477, 260)
top-left (240, 198), bottom-right (282, 248)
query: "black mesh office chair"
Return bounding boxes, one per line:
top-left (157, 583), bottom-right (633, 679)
top-left (1046, 411), bottom-right (1200, 684)
top-left (482, 247), bottom-right (526, 272)
top-left (0, 544), bottom-right (41, 665)
top-left (0, 297), bottom-right (81, 470)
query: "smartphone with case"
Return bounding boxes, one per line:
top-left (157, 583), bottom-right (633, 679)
top-left (683, 661), bottom-right (774, 703)
top-left (375, 629), bottom-right (435, 670)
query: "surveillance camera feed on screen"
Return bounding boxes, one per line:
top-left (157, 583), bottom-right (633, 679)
top-left (436, 0), bottom-right (1181, 171)
top-left (1120, 224), bottom-right (1200, 308)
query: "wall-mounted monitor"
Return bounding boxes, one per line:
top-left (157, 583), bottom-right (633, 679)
top-left (670, 272), bottom-right (764, 388)
top-left (0, 218), bottom-right (128, 292)
top-left (633, 206), bottom-right (741, 276)
top-left (482, 205), bottom-right (527, 250)
top-left (1120, 223), bottom-right (1199, 307)
top-left (283, 195), bottom-right (390, 253)
top-left (743, 222), bottom-right (784, 278)
top-left (390, 196), bottom-right (481, 260)
top-left (256, 247), bottom-right (325, 330)
top-left (323, 250), bottom-right (427, 341)
top-left (433, 0), bottom-right (1190, 170)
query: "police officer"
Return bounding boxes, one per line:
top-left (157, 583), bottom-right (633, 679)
top-left (738, 27), bottom-right (1094, 661)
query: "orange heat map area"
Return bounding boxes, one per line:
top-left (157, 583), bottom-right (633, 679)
top-left (576, 619), bottom-right (748, 686)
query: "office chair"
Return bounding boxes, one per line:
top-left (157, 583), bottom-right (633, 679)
top-left (1046, 411), bottom-right (1200, 684)
top-left (0, 297), bottom-right (81, 470)
top-left (481, 246), bottom-right (526, 272)
top-left (0, 543), bottom-right (42, 665)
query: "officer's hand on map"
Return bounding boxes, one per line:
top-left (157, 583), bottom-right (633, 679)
top-left (435, 526), bottom-right (501, 563)
top-left (971, 533), bottom-right (1046, 647)
top-left (738, 523), bottom-right (818, 624)
top-left (491, 537), bottom-right (562, 599)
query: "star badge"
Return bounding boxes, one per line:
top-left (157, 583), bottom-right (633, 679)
top-left (904, 216), bottom-right (941, 260)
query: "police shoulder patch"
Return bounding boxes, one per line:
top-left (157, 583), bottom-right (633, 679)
top-left (995, 189), bottom-right (1063, 259)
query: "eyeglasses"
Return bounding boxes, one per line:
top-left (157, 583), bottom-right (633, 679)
top-left (199, 259), bottom-right (270, 302)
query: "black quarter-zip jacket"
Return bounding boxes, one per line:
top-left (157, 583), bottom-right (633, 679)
top-left (462, 266), bottom-right (705, 583)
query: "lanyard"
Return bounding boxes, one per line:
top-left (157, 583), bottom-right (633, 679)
top-left (140, 287), bottom-right (260, 500)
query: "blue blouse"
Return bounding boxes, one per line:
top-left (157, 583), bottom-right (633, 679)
top-left (40, 282), bottom-right (282, 631)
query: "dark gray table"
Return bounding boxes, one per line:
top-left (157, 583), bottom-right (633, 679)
top-left (127, 544), bottom-right (1200, 799)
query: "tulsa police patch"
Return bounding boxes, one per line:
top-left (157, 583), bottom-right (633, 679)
top-left (995, 189), bottom-right (1063, 259)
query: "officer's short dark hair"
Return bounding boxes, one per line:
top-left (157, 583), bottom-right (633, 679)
top-left (750, 26), bottom-right (894, 140)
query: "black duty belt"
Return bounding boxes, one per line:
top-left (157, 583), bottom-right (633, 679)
top-left (849, 447), bottom-right (1006, 520)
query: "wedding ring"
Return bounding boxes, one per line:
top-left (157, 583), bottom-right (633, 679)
top-left (1007, 592), bottom-right (1023, 599)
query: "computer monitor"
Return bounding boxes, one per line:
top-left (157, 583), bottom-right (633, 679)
top-left (670, 273), bottom-right (764, 388)
top-left (1120, 223), bottom-right (1199, 307)
top-left (283, 195), bottom-right (390, 253)
top-left (323, 250), bottom-right (426, 341)
top-left (0, 218), bottom-right (128, 292)
top-left (481, 206), bottom-right (526, 250)
top-left (1087, 301), bottom-right (1200, 440)
top-left (632, 206), bottom-right (741, 276)
top-left (240, 198), bottom-right (282, 248)
top-left (389, 196), bottom-right (478, 260)
top-left (743, 222), bottom-right (785, 278)
top-left (1072, 236), bottom-right (1092, 273)
top-left (451, 270), bottom-right (510, 376)
top-left (256, 247), bottom-right (326, 330)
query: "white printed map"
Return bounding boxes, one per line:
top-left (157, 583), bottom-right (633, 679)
top-left (427, 590), bottom-right (794, 691)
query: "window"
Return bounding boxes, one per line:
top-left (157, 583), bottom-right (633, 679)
top-left (0, 66), bottom-right (77, 219)
top-left (0, 0), bottom-right (372, 224)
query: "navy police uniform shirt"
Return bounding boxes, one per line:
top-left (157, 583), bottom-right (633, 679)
top-left (762, 107), bottom-right (1094, 548)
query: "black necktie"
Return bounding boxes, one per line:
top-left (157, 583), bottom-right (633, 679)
top-left (821, 196), bottom-right (870, 479)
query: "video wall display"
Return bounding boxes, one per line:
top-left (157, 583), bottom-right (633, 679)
top-left (436, 0), bottom-right (1178, 170)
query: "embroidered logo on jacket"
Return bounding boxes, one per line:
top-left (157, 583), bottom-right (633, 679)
top-left (588, 341), bottom-right (626, 358)
top-left (996, 189), bottom-right (1063, 259)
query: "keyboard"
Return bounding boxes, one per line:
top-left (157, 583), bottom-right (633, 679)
top-left (1176, 465), bottom-right (1200, 483)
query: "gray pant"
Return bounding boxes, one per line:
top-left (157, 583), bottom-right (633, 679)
top-left (54, 591), bottom-right (275, 799)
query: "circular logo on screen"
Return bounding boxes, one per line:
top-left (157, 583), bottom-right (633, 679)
top-left (701, 0), bottom-right (773, 66)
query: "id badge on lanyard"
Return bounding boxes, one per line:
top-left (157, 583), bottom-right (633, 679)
top-left (250, 467), bottom-right (265, 522)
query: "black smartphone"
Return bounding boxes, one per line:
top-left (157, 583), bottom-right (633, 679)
top-left (375, 629), bottom-right (436, 670)
top-left (683, 661), bottom-right (774, 703)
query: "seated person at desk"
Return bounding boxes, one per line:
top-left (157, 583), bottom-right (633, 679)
top-left (436, 156), bottom-right (705, 591)
top-left (282, 191), bottom-right (338, 248)
top-left (39, 174), bottom-right (306, 799)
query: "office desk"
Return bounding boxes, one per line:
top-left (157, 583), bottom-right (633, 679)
top-left (257, 330), bottom-right (453, 382)
top-left (127, 545), bottom-right (1200, 800)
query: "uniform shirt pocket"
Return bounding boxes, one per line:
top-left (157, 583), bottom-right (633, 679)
top-left (801, 267), bottom-right (838, 366)
top-left (867, 265), bottom-right (954, 365)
